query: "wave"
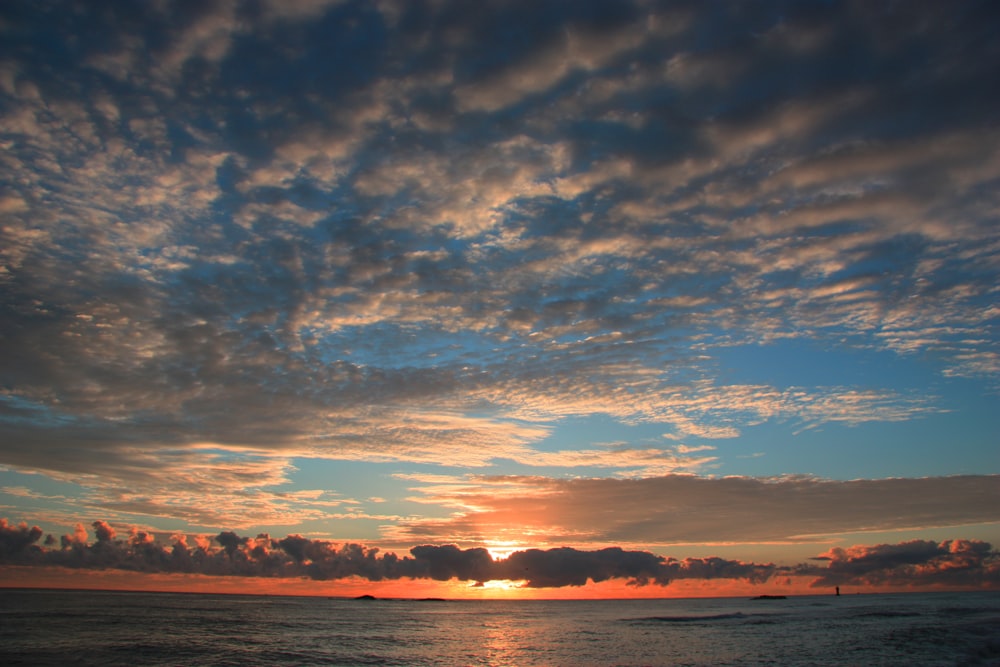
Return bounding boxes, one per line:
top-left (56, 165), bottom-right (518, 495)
top-left (938, 605), bottom-right (1000, 617)
top-left (850, 609), bottom-right (923, 619)
top-left (627, 612), bottom-right (761, 624)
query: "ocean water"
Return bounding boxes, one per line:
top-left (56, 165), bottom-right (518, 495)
top-left (1, 589), bottom-right (998, 666)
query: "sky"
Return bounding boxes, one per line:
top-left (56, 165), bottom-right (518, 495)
top-left (1, 0), bottom-right (998, 599)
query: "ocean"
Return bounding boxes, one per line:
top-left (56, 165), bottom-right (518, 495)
top-left (1, 588), bottom-right (998, 666)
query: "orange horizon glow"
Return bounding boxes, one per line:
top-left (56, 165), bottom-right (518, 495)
top-left (2, 566), bottom-right (994, 601)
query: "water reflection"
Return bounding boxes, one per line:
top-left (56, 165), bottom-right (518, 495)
top-left (459, 604), bottom-right (558, 667)
top-left (6, 592), bottom-right (989, 666)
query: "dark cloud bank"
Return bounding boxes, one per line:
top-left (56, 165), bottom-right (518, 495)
top-left (2, 519), bottom-right (997, 591)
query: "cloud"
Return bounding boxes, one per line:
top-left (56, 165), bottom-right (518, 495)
top-left (0, 0), bottom-right (997, 535)
top-left (0, 370), bottom-right (942, 529)
top-left (0, 518), bottom-right (43, 558)
top-left (2, 517), bottom-right (997, 591)
top-left (389, 474), bottom-right (1000, 546)
top-left (452, 3), bottom-right (649, 112)
top-left (492, 547), bottom-right (775, 588)
top-left (0, 516), bottom-right (779, 588)
top-left (803, 539), bottom-right (1000, 589)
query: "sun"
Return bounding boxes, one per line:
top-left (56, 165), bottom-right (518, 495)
top-left (485, 542), bottom-right (521, 561)
top-left (479, 579), bottom-right (521, 591)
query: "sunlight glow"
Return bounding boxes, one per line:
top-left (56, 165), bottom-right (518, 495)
top-left (479, 579), bottom-right (521, 590)
top-left (485, 543), bottom-right (522, 561)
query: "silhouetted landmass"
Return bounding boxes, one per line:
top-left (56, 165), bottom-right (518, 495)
top-left (354, 594), bottom-right (377, 600)
top-left (751, 595), bottom-right (787, 600)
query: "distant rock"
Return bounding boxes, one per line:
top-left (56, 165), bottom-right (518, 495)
top-left (354, 594), bottom-right (377, 600)
top-left (750, 594), bottom-right (787, 600)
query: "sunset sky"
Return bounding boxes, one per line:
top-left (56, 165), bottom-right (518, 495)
top-left (1, 0), bottom-right (998, 598)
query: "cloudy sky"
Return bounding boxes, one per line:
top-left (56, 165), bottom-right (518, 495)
top-left (1, 0), bottom-right (998, 597)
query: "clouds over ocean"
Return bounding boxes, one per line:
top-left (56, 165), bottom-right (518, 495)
top-left (3, 517), bottom-right (998, 591)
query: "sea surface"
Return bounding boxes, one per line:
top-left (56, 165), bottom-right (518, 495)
top-left (1, 588), bottom-right (998, 666)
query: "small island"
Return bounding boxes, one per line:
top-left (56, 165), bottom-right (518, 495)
top-left (750, 595), bottom-right (787, 600)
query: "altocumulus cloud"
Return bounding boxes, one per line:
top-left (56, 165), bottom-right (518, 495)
top-left (2, 519), bottom-right (998, 590)
top-left (0, 0), bottom-right (997, 538)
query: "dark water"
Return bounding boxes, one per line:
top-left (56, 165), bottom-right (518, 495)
top-left (1, 589), bottom-right (999, 666)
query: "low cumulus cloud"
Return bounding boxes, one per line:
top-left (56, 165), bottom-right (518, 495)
top-left (801, 539), bottom-right (1000, 589)
top-left (2, 518), bottom-right (997, 591)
